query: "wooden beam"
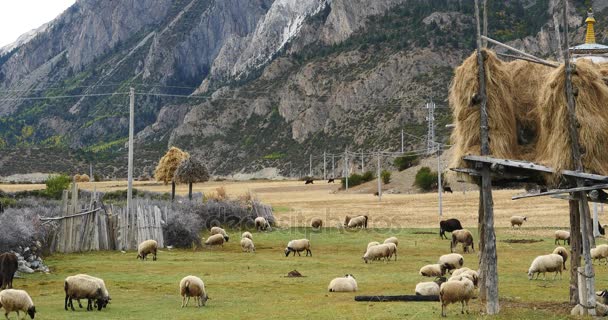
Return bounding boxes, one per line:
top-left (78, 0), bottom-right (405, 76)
top-left (497, 53), bottom-right (559, 68)
top-left (512, 184), bottom-right (608, 200)
top-left (354, 295), bottom-right (439, 302)
top-left (463, 156), bottom-right (554, 173)
top-left (482, 36), bottom-right (560, 67)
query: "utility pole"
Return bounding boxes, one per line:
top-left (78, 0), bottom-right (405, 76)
top-left (377, 152), bottom-right (382, 202)
top-left (361, 152), bottom-right (365, 173)
top-left (401, 129), bottom-right (404, 153)
top-left (323, 151), bottom-right (327, 180)
top-left (332, 154), bottom-right (335, 179)
top-left (89, 163), bottom-right (93, 182)
top-left (127, 87), bottom-right (135, 219)
top-left (309, 154), bottom-right (312, 178)
top-left (345, 148), bottom-right (349, 191)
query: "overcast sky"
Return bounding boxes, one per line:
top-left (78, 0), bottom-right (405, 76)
top-left (0, 0), bottom-right (76, 48)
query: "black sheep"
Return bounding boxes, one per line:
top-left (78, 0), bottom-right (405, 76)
top-left (439, 218), bottom-right (463, 240)
top-left (305, 179), bottom-right (314, 185)
top-left (0, 252), bottom-right (18, 289)
top-left (328, 178), bottom-right (335, 183)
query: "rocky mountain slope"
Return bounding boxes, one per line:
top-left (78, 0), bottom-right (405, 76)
top-left (0, 0), bottom-right (604, 178)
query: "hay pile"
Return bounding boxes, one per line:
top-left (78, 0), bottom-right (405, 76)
top-left (73, 174), bottom-right (90, 183)
top-left (154, 147), bottom-right (190, 184)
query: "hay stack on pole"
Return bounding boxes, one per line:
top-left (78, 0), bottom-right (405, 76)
top-left (174, 157), bottom-right (210, 200)
top-left (154, 147), bottom-right (190, 201)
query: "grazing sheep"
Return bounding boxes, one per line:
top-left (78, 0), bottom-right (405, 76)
top-left (328, 178), bottom-right (335, 183)
top-left (383, 237), bottom-right (398, 246)
top-left (210, 227), bottom-right (230, 241)
top-left (179, 275), bottom-right (208, 308)
top-left (0, 252), bottom-right (18, 289)
top-left (419, 264), bottom-right (447, 277)
top-left (554, 230), bottom-right (570, 245)
top-left (0, 289), bottom-right (36, 319)
top-left (367, 241), bottom-right (380, 250)
top-left (591, 244), bottom-right (608, 265)
top-left (64, 275), bottom-right (109, 311)
top-left (205, 234), bottom-right (226, 247)
top-left (415, 277), bottom-right (447, 296)
top-left (74, 274), bottom-right (111, 311)
top-left (443, 186), bottom-right (453, 193)
top-left (449, 269), bottom-right (479, 287)
top-left (328, 274), bottom-right (358, 292)
top-left (439, 277), bottom-right (476, 317)
top-left (527, 254), bottom-right (563, 280)
top-left (241, 231), bottom-right (253, 240)
top-left (450, 229), bottom-right (474, 253)
top-left (137, 240), bottom-right (158, 261)
top-left (311, 218), bottom-right (323, 229)
top-left (552, 246), bottom-right (569, 270)
top-left (362, 244), bottom-right (390, 263)
top-left (240, 238), bottom-right (255, 253)
top-left (305, 179), bottom-right (314, 184)
top-left (438, 254), bottom-right (464, 272)
top-left (346, 215), bottom-right (369, 229)
top-left (383, 243), bottom-right (397, 261)
top-left (255, 217), bottom-right (270, 231)
top-left (439, 219), bottom-right (463, 239)
top-left (510, 215), bottom-right (527, 228)
top-left (285, 239), bottom-right (311, 257)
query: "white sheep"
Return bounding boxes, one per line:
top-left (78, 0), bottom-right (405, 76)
top-left (285, 239), bottom-right (311, 257)
top-left (242, 231), bottom-right (253, 240)
top-left (448, 269), bottom-right (479, 288)
top-left (384, 237), bottom-right (398, 246)
top-left (383, 243), bottom-right (397, 261)
top-left (255, 217), bottom-right (270, 231)
top-left (450, 229), bottom-right (474, 253)
top-left (311, 218), bottom-right (323, 229)
top-left (527, 254), bottom-right (563, 280)
top-left (552, 246), bottom-right (569, 270)
top-left (179, 275), bottom-right (209, 308)
top-left (347, 215), bottom-right (368, 228)
top-left (362, 244), bottom-right (391, 263)
top-left (74, 274), bottom-right (111, 310)
top-left (64, 274), bottom-right (110, 311)
top-left (210, 227), bottom-right (230, 241)
top-left (510, 215), bottom-right (527, 228)
top-left (415, 277), bottom-right (447, 296)
top-left (205, 234), bottom-right (226, 247)
top-left (439, 276), bottom-right (476, 317)
top-left (591, 244), bottom-right (608, 265)
top-left (554, 230), bottom-right (570, 245)
top-left (328, 274), bottom-right (358, 292)
top-left (0, 289), bottom-right (36, 319)
top-left (137, 239), bottom-right (158, 261)
top-left (438, 253), bottom-right (464, 272)
top-left (419, 264), bottom-right (447, 277)
top-left (240, 238), bottom-right (255, 253)
top-left (367, 241), bottom-right (380, 250)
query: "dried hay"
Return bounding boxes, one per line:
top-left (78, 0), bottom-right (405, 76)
top-left (174, 157), bottom-right (210, 184)
top-left (154, 147), bottom-right (190, 184)
top-left (73, 174), bottom-right (90, 183)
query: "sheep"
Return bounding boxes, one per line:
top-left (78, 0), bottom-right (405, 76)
top-left (591, 244), bottom-right (608, 265)
top-left (554, 230), bottom-right (570, 245)
top-left (241, 231), bottom-right (253, 240)
top-left (346, 215), bottom-right (369, 229)
top-left (415, 276), bottom-right (447, 296)
top-left (210, 227), bottom-right (230, 241)
top-left (367, 241), bottom-right (380, 249)
top-left (510, 215), bottom-right (527, 228)
top-left (328, 274), bottom-right (358, 292)
top-left (179, 275), bottom-right (209, 308)
top-left (419, 264), bottom-right (447, 277)
top-left (0, 289), bottom-right (36, 319)
top-left (284, 239), bottom-right (311, 257)
top-left (304, 179), bottom-right (314, 184)
top-left (64, 275), bottom-right (109, 311)
top-left (255, 217), bottom-right (270, 231)
top-left (74, 274), bottom-right (111, 311)
top-left (136, 239), bottom-right (158, 261)
top-left (439, 219), bottom-right (463, 239)
top-left (383, 243), bottom-right (397, 261)
top-left (527, 254), bottom-right (563, 280)
top-left (383, 237), bottom-right (398, 246)
top-left (0, 252), bottom-right (18, 289)
top-left (450, 229), bottom-right (474, 253)
top-left (571, 290), bottom-right (608, 316)
top-left (552, 246), bottom-right (569, 270)
top-left (439, 276), bottom-right (476, 317)
top-left (328, 178), bottom-right (335, 183)
top-left (240, 238), bottom-right (255, 253)
top-left (438, 253), bottom-right (464, 273)
top-left (448, 269), bottom-right (479, 287)
top-left (362, 244), bottom-right (390, 263)
top-left (205, 234), bottom-right (226, 247)
top-left (311, 218), bottom-right (323, 229)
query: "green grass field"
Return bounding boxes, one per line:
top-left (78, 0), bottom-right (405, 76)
top-left (12, 227), bottom-right (598, 319)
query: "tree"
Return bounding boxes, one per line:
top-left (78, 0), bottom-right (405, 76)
top-left (45, 174), bottom-right (71, 199)
top-left (381, 170), bottom-right (391, 184)
top-left (413, 167), bottom-right (438, 191)
top-left (174, 157), bottom-right (210, 200)
top-left (154, 147), bottom-right (190, 201)
top-left (393, 152), bottom-right (420, 171)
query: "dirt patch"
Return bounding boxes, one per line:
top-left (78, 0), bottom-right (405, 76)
top-left (413, 231), bottom-right (437, 235)
top-left (501, 239), bottom-right (544, 244)
top-left (501, 299), bottom-right (572, 315)
top-left (286, 270), bottom-right (304, 277)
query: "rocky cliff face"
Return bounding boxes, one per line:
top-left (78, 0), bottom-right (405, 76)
top-left (0, 0), bottom-right (601, 178)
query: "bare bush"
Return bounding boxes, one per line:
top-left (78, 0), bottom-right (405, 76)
top-left (163, 210), bottom-right (203, 248)
top-left (0, 205), bottom-right (58, 252)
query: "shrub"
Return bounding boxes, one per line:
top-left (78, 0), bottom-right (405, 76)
top-left (381, 170), bottom-right (391, 184)
top-left (414, 167), bottom-right (438, 191)
top-left (341, 171), bottom-right (375, 189)
top-left (394, 153), bottom-right (420, 171)
top-left (0, 205), bottom-right (58, 252)
top-left (361, 171), bottom-right (374, 182)
top-left (0, 197), bottom-right (17, 208)
top-left (44, 174), bottom-right (71, 199)
top-left (163, 210), bottom-right (203, 248)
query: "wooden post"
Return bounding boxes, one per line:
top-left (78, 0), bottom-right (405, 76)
top-left (570, 200), bottom-right (581, 305)
top-left (171, 181), bottom-right (175, 202)
top-left (482, 0), bottom-right (488, 47)
top-left (127, 87), bottom-right (135, 217)
top-left (188, 182), bottom-right (193, 201)
top-left (377, 152), bottom-right (382, 202)
top-left (474, 0), bottom-right (499, 314)
top-left (345, 149), bottom-right (349, 190)
top-left (323, 151), bottom-right (327, 181)
top-left (309, 154), bottom-right (312, 178)
top-left (361, 152), bottom-right (364, 173)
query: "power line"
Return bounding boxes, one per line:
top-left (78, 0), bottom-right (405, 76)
top-left (0, 92), bottom-right (128, 101)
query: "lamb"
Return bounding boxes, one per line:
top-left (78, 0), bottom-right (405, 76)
top-left (439, 276), bottom-right (476, 317)
top-left (554, 230), bottom-right (570, 245)
top-left (137, 239), bottom-right (158, 261)
top-left (552, 246), bottom-right (569, 270)
top-left (255, 217), bottom-right (270, 231)
top-left (510, 215), bottom-right (527, 228)
top-left (179, 275), bottom-right (209, 308)
top-left (438, 253), bottom-right (464, 272)
top-left (439, 219), bottom-right (463, 239)
top-left (383, 243), bottom-right (397, 261)
top-left (205, 234), bottom-right (227, 247)
top-left (210, 227), bottom-right (230, 241)
top-left (415, 277), bottom-right (447, 296)
top-left (346, 215), bottom-right (368, 228)
top-left (311, 218), bottom-right (323, 229)
top-left (285, 239), bottom-right (312, 257)
top-left (527, 254), bottom-right (563, 280)
top-left (362, 244), bottom-right (390, 263)
top-left (0, 252), bottom-right (18, 289)
top-left (450, 229), bottom-right (474, 253)
top-left (591, 244), bottom-right (608, 265)
top-left (240, 238), bottom-right (255, 253)
top-left (64, 274), bottom-right (110, 311)
top-left (0, 289), bottom-right (36, 319)
top-left (419, 264), bottom-right (447, 277)
top-left (241, 231), bottom-right (253, 240)
top-left (383, 237), bottom-right (398, 246)
top-left (328, 274), bottom-right (358, 292)
top-left (73, 274), bottom-right (111, 311)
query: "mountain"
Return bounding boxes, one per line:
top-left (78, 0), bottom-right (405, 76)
top-left (0, 0), bottom-right (603, 179)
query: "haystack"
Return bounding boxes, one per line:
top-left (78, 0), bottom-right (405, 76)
top-left (154, 147), bottom-right (190, 184)
top-left (73, 174), bottom-right (90, 183)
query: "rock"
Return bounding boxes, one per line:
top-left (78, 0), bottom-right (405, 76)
top-left (17, 263), bottom-right (34, 274)
top-left (29, 260), bottom-right (40, 269)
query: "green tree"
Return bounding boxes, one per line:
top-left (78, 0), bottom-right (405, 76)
top-left (413, 167), bottom-right (438, 191)
top-left (45, 174), bottom-right (71, 199)
top-left (393, 153), bottom-right (420, 171)
top-left (381, 170), bottom-right (391, 184)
